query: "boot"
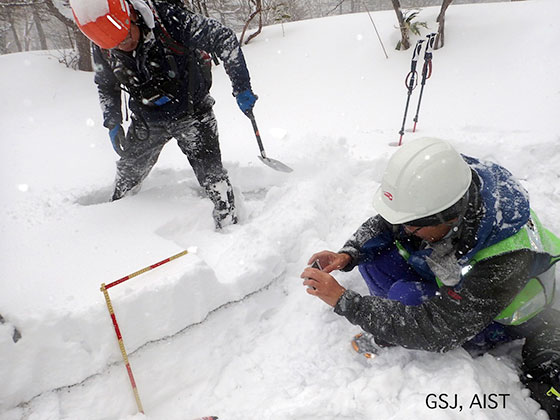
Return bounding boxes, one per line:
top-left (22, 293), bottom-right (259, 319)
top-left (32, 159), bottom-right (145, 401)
top-left (112, 181), bottom-right (141, 201)
top-left (351, 332), bottom-right (388, 359)
top-left (205, 179), bottom-right (238, 230)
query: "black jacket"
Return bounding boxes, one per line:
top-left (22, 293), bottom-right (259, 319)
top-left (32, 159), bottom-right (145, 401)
top-left (93, 0), bottom-right (252, 128)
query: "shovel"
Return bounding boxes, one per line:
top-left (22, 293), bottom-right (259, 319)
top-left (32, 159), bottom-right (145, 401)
top-left (246, 110), bottom-right (293, 173)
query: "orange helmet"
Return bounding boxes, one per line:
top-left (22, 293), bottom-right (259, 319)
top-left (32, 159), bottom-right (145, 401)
top-left (70, 0), bottom-right (131, 49)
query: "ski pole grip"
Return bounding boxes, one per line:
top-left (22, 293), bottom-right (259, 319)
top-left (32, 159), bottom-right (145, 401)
top-left (412, 40), bottom-right (424, 63)
top-left (425, 33), bottom-right (436, 54)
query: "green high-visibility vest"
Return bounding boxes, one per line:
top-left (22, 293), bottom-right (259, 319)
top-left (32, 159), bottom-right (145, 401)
top-left (395, 210), bottom-right (560, 326)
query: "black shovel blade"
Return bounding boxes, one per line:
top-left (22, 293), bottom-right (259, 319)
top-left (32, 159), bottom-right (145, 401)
top-left (258, 155), bottom-right (293, 173)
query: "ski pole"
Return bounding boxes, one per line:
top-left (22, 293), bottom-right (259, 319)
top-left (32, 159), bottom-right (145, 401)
top-left (360, 0), bottom-right (388, 59)
top-left (412, 33), bottom-right (437, 133)
top-left (397, 40), bottom-right (424, 146)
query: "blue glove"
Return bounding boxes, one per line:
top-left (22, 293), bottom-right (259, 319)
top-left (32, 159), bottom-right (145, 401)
top-left (236, 89), bottom-right (258, 115)
top-left (109, 125), bottom-right (127, 157)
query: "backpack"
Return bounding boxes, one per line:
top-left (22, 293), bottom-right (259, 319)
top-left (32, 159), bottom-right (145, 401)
top-left (162, 0), bottom-right (191, 7)
top-left (150, 0), bottom-right (214, 90)
top-left (102, 1), bottom-right (214, 110)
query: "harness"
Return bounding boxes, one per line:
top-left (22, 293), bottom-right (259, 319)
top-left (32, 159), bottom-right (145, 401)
top-left (104, 1), bottom-right (212, 112)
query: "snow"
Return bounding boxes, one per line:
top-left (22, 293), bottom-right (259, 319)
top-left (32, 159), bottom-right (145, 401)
top-left (68, 0), bottom-right (112, 25)
top-left (1, 0), bottom-right (559, 419)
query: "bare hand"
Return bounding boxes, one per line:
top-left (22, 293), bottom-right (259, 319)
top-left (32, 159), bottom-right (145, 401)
top-left (307, 250), bottom-right (351, 273)
top-left (301, 267), bottom-right (346, 307)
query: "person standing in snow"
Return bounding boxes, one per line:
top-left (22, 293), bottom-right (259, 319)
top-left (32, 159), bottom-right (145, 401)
top-left (301, 138), bottom-right (560, 419)
top-left (70, 0), bottom-right (258, 229)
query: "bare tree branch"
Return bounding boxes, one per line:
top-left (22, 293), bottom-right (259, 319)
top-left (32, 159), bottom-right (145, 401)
top-left (239, 0), bottom-right (263, 45)
top-left (326, 0), bottom-right (346, 16)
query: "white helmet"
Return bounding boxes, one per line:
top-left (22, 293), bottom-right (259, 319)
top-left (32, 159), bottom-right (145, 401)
top-left (373, 138), bottom-right (472, 225)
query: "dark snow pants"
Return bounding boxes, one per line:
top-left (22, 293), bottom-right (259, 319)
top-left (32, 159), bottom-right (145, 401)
top-left (113, 99), bottom-right (227, 198)
top-left (358, 246), bottom-right (439, 305)
top-left (467, 308), bottom-right (560, 418)
top-left (359, 247), bottom-right (560, 417)
top-left (112, 97), bottom-right (236, 228)
top-left (512, 308), bottom-right (560, 419)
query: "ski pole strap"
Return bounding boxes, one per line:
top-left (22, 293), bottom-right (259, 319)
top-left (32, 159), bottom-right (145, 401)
top-left (422, 33), bottom-right (436, 79)
top-left (423, 60), bottom-right (433, 79)
top-left (405, 71), bottom-right (418, 90)
top-left (406, 40), bottom-right (424, 86)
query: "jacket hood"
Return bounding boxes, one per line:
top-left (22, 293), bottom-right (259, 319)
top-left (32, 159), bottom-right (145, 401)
top-left (463, 155), bottom-right (530, 260)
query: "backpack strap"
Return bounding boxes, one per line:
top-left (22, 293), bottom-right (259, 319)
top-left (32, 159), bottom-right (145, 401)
top-left (138, 0), bottom-right (214, 112)
top-left (140, 0), bottom-right (189, 54)
top-left (155, 19), bottom-right (188, 55)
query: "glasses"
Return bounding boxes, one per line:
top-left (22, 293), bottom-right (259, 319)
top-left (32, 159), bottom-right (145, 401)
top-left (402, 217), bottom-right (461, 240)
top-left (403, 225), bottom-right (425, 236)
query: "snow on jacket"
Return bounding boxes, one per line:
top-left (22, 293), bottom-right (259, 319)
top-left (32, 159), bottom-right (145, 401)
top-left (334, 156), bottom-right (545, 352)
top-left (93, 0), bottom-right (252, 128)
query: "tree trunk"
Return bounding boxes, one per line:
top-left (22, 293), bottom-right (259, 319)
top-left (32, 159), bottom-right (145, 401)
top-left (390, 0), bottom-right (410, 50)
top-left (44, 0), bottom-right (92, 71)
top-left (33, 7), bottom-right (48, 50)
top-left (66, 24), bottom-right (74, 49)
top-left (0, 28), bottom-right (7, 54)
top-left (24, 19), bottom-right (34, 51)
top-left (75, 28), bottom-right (93, 71)
top-left (200, 0), bottom-right (210, 17)
top-left (7, 9), bottom-right (22, 52)
top-left (435, 0), bottom-right (453, 50)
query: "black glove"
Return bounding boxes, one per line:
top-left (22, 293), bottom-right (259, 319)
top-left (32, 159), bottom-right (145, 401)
top-left (109, 125), bottom-right (127, 156)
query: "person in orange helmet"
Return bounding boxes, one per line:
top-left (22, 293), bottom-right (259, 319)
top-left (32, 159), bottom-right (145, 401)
top-left (70, 0), bottom-right (258, 229)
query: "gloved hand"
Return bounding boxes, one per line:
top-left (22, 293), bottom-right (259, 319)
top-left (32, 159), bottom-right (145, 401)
top-left (109, 125), bottom-right (127, 156)
top-left (236, 89), bottom-right (258, 115)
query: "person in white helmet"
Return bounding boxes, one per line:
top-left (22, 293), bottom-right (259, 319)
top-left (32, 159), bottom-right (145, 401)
top-left (69, 0), bottom-right (258, 229)
top-left (301, 137), bottom-right (560, 418)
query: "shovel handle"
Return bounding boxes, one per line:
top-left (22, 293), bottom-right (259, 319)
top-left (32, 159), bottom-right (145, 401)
top-left (246, 110), bottom-right (267, 158)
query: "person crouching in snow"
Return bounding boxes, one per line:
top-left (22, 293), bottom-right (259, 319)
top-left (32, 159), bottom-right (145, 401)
top-left (301, 137), bottom-right (560, 419)
top-left (70, 0), bottom-right (258, 229)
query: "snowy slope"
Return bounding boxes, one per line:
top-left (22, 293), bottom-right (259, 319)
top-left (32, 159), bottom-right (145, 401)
top-left (1, 0), bottom-right (559, 419)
